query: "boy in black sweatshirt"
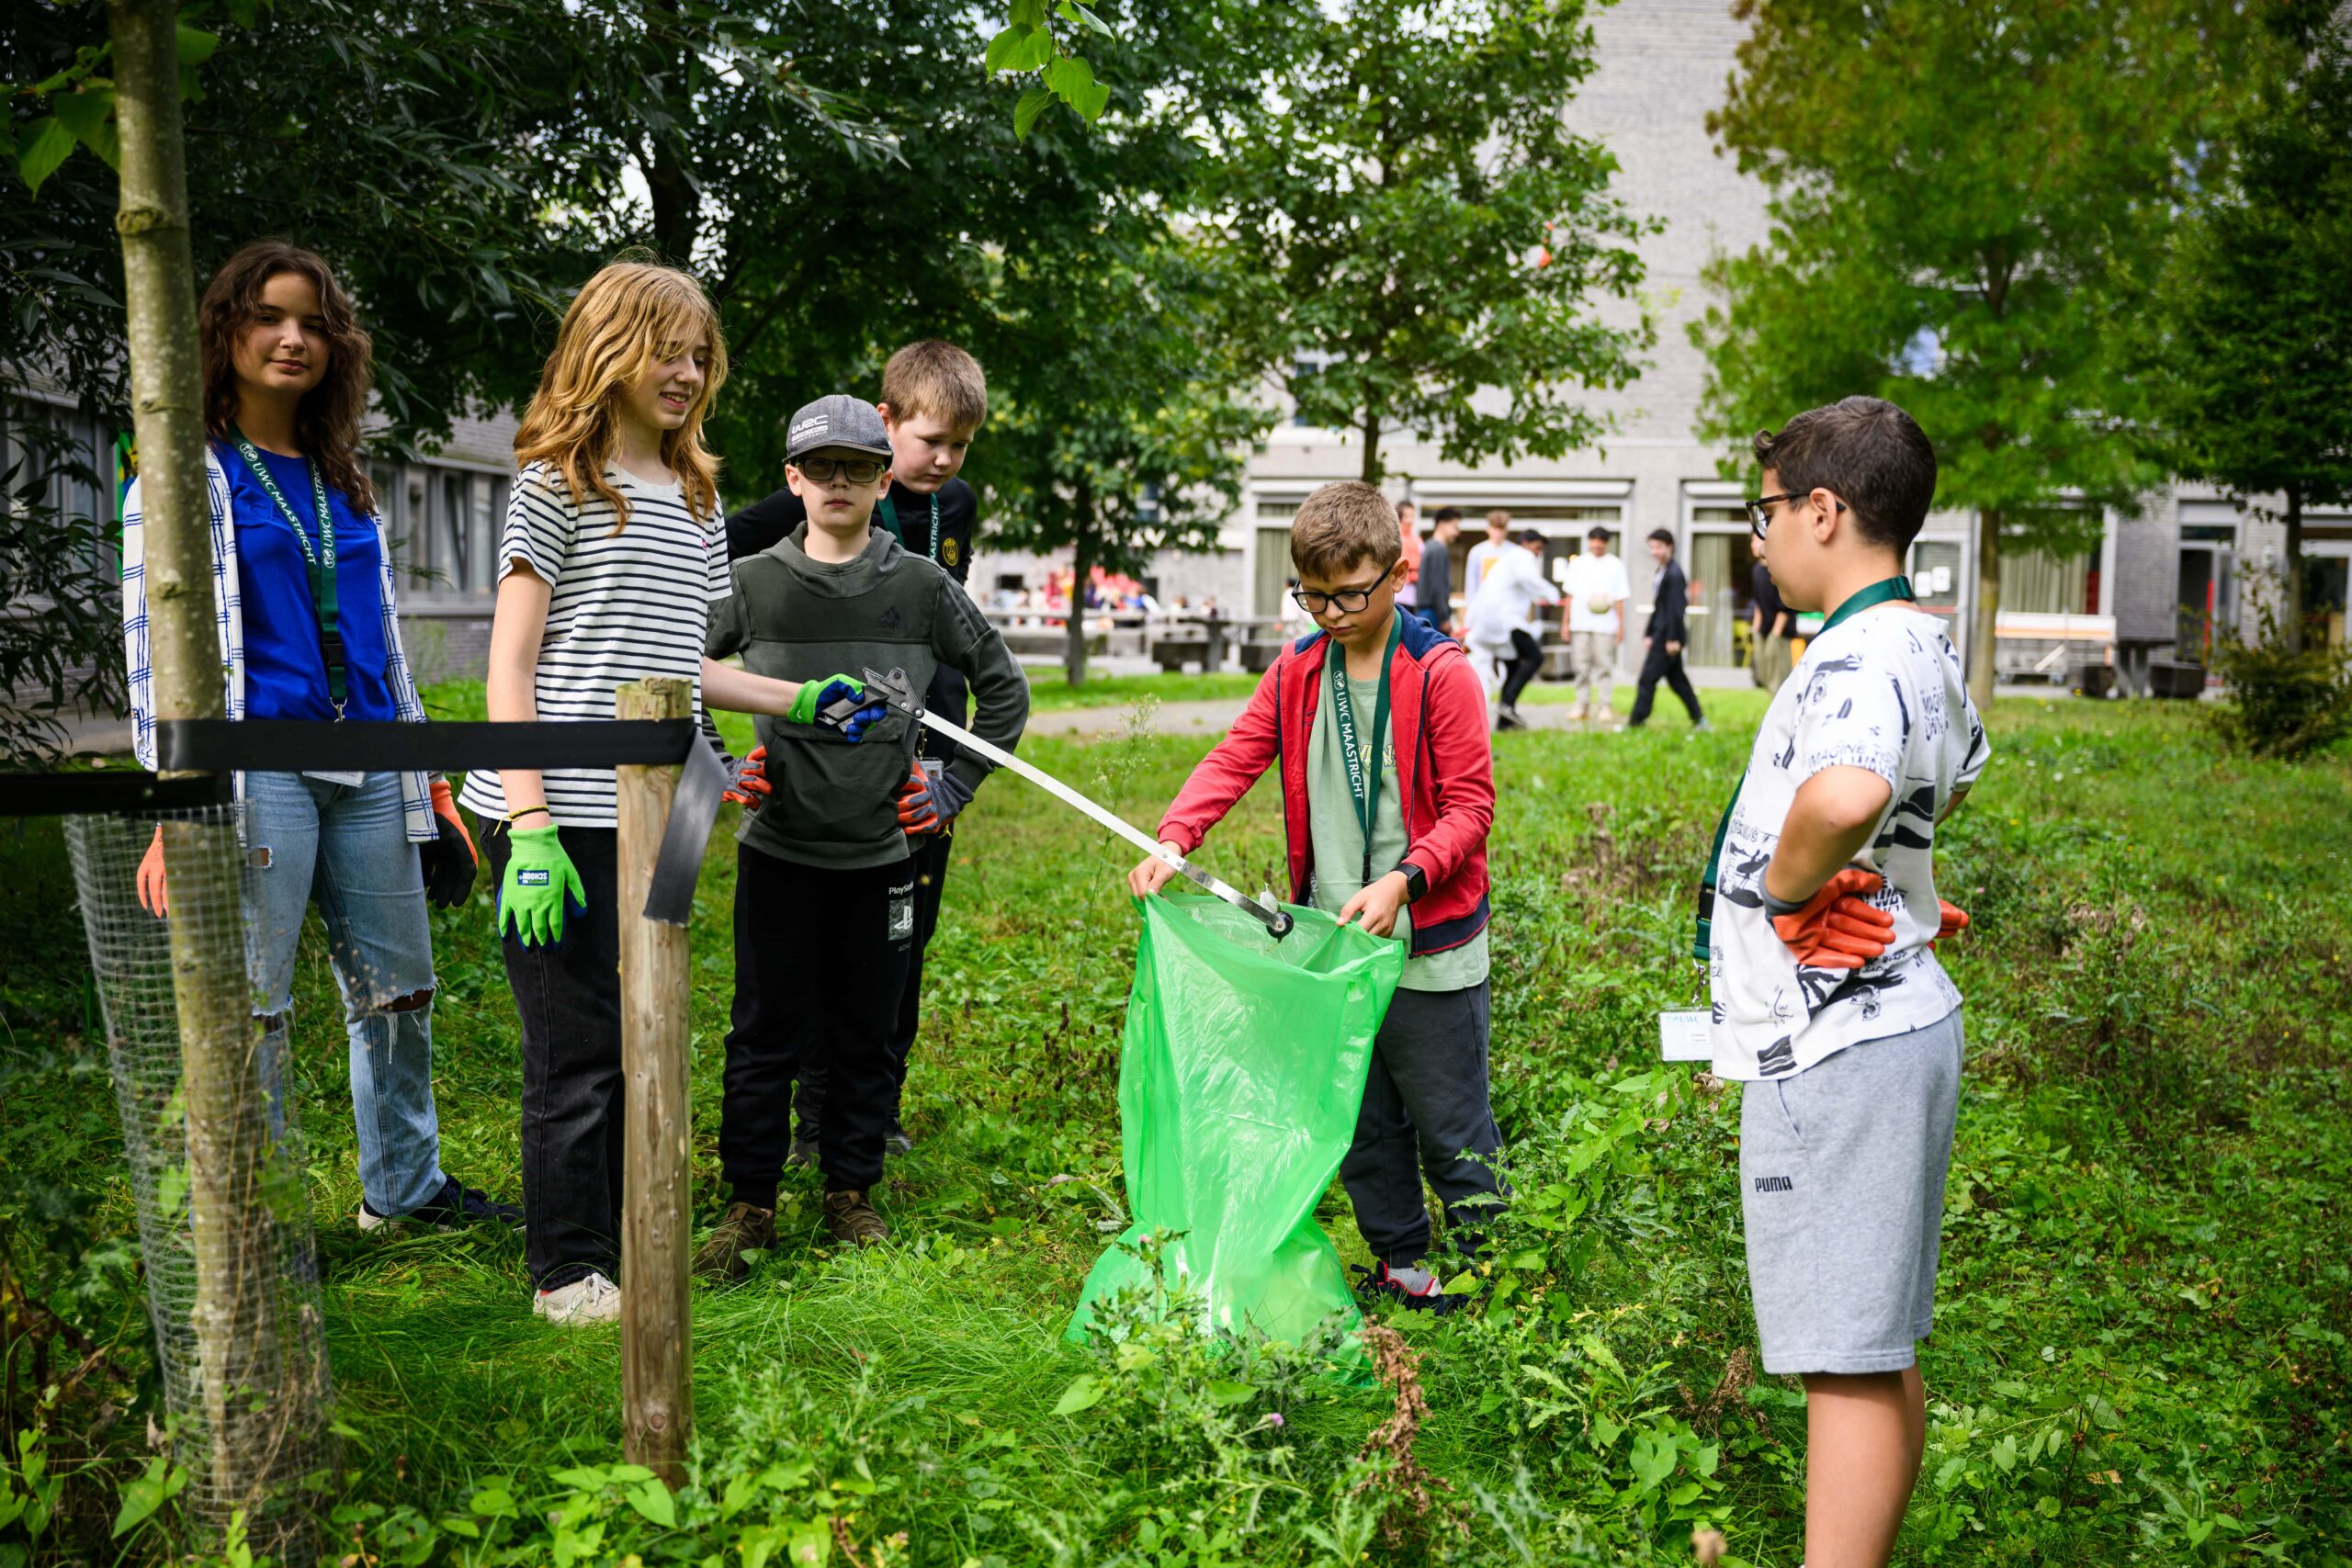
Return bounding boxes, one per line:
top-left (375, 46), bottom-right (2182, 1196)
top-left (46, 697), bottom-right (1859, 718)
top-left (695, 394), bottom-right (1029, 1260)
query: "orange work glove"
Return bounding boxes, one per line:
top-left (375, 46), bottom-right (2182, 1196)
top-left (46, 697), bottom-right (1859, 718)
top-left (1932, 898), bottom-right (1969, 947)
top-left (723, 745), bottom-right (772, 809)
top-left (895, 761), bottom-right (941, 836)
top-left (1768, 867), bottom-right (1895, 969)
top-left (137, 825), bottom-right (169, 918)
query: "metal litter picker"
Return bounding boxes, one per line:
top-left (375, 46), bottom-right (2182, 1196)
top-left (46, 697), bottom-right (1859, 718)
top-left (846, 668), bottom-right (1295, 939)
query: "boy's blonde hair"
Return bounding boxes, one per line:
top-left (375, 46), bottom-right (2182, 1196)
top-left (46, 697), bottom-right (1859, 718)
top-left (879, 339), bottom-right (988, 433)
top-left (515, 258), bottom-right (729, 529)
top-left (1289, 481), bottom-right (1401, 580)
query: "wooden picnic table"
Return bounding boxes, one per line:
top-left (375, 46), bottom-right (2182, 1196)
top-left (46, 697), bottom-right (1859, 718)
top-left (1159, 614), bottom-right (1284, 673)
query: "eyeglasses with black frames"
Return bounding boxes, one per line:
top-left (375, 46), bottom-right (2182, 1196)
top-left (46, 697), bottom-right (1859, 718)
top-left (1290, 570), bottom-right (1394, 616)
top-left (1745, 491), bottom-right (1802, 540)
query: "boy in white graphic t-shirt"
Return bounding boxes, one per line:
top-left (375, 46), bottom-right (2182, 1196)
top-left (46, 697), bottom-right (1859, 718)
top-left (1703, 396), bottom-right (1989, 1568)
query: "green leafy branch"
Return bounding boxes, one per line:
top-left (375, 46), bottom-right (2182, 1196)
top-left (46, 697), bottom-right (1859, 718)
top-left (987, 0), bottom-right (1116, 138)
top-left (7, 7), bottom-right (236, 195)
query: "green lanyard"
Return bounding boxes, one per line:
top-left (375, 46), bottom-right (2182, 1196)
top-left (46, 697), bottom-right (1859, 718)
top-left (230, 426), bottom-right (347, 716)
top-left (1691, 575), bottom-right (1914, 961)
top-left (875, 490), bottom-right (942, 565)
top-left (1328, 615), bottom-right (1401, 884)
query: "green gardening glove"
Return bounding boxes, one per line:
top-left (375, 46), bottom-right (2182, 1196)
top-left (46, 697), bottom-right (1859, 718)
top-left (498, 825), bottom-right (588, 947)
top-left (786, 672), bottom-right (890, 739)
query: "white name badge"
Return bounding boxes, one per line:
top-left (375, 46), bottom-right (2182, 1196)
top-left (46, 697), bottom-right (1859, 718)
top-left (1657, 1010), bottom-right (1713, 1063)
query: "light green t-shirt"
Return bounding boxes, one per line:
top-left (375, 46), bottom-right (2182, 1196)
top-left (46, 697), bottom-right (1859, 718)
top-left (1306, 666), bottom-right (1490, 993)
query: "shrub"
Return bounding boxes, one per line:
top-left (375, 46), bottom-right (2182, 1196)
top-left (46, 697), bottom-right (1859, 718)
top-left (2206, 584), bottom-right (2352, 760)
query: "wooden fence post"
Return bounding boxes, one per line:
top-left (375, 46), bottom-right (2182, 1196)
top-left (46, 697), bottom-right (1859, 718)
top-left (615, 678), bottom-right (694, 1485)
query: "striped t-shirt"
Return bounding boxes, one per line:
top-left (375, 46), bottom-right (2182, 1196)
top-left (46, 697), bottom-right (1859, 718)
top-left (458, 462), bottom-right (730, 829)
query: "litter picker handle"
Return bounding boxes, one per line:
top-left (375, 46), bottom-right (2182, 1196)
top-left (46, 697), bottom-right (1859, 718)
top-left (849, 667), bottom-right (1295, 940)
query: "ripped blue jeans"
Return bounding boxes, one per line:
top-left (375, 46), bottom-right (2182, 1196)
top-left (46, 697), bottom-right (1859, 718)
top-left (243, 770), bottom-right (447, 1217)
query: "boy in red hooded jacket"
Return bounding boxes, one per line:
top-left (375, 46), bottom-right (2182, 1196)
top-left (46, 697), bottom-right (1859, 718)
top-left (1129, 481), bottom-right (1500, 1314)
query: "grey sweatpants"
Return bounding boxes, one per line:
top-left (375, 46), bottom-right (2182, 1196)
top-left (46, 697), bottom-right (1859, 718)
top-left (1738, 1009), bottom-right (1964, 1375)
top-left (1340, 981), bottom-right (1508, 1267)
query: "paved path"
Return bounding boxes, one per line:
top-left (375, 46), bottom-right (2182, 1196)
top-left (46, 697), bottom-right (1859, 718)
top-left (1026, 698), bottom-right (1253, 738)
top-left (1027, 694), bottom-right (1709, 739)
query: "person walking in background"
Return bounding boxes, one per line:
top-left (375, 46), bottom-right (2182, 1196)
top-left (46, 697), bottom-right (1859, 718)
top-left (1558, 525), bottom-right (1630, 722)
top-left (124, 240), bottom-right (514, 1239)
top-left (1419, 508), bottom-right (1460, 634)
top-left (1751, 554), bottom-right (1794, 695)
top-left (1466, 529), bottom-right (1559, 730)
top-left (1626, 528), bottom-right (1710, 733)
top-left (1464, 509), bottom-right (1512, 602)
top-left (1461, 510), bottom-right (1516, 694)
top-left (1394, 501), bottom-right (1422, 619)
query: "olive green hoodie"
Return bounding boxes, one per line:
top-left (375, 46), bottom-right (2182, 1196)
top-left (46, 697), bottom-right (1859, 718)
top-left (707, 523), bottom-right (1029, 869)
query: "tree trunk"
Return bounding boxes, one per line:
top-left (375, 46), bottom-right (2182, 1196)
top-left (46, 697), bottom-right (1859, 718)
top-left (1967, 507), bottom-right (2002, 711)
top-left (1066, 497), bottom-right (1094, 688)
top-left (1358, 407), bottom-right (1382, 484)
top-left (111, 0), bottom-right (312, 1541)
top-left (645, 0), bottom-right (696, 262)
top-left (648, 144), bottom-right (696, 265)
top-left (616, 678), bottom-right (694, 1488)
top-left (2282, 484), bottom-right (2306, 657)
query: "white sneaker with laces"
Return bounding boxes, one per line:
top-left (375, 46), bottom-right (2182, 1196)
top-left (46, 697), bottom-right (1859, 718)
top-left (534, 1270), bottom-right (621, 1325)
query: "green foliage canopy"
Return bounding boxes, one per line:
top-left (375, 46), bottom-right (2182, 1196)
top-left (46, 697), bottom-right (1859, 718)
top-left (1195, 0), bottom-right (1655, 484)
top-left (1692, 0), bottom-right (2244, 702)
top-left (2140, 0), bottom-right (2352, 654)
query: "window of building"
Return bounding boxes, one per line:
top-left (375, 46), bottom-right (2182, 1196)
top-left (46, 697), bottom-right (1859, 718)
top-left (2004, 548), bottom-right (2098, 615)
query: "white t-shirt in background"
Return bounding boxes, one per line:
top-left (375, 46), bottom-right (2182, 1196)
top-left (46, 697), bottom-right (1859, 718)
top-left (458, 463), bottom-right (732, 829)
top-left (1465, 547), bottom-right (1557, 646)
top-left (1708, 606), bottom-right (1991, 1082)
top-left (1464, 538), bottom-right (1511, 600)
top-left (1560, 550), bottom-right (1631, 634)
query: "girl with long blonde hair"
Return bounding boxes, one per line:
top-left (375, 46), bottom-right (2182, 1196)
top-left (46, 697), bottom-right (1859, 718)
top-left (459, 257), bottom-right (880, 1324)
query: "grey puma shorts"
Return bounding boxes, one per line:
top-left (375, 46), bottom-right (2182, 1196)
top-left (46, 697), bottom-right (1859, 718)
top-left (1738, 1009), bottom-right (1963, 1375)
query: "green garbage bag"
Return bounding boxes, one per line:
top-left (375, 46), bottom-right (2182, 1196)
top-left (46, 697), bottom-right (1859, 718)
top-left (1066, 893), bottom-right (1406, 1348)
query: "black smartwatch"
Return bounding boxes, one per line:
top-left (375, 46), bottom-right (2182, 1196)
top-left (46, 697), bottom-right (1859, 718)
top-left (1398, 863), bottom-right (1429, 905)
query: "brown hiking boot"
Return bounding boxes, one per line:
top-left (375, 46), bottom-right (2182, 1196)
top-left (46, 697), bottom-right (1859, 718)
top-left (692, 1200), bottom-right (775, 1280)
top-left (821, 1188), bottom-right (888, 1248)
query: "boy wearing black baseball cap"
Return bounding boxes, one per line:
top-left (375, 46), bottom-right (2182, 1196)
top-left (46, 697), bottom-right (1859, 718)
top-left (695, 394), bottom-right (1029, 1261)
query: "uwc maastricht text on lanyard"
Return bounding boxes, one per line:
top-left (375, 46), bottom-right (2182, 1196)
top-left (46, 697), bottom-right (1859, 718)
top-left (230, 427), bottom-right (350, 717)
top-left (1329, 615), bottom-right (1402, 886)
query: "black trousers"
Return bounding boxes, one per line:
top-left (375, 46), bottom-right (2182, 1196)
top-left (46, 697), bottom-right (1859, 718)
top-left (1499, 628), bottom-right (1544, 709)
top-left (794, 829), bottom-right (953, 1134)
top-left (721, 847), bottom-right (915, 1201)
top-left (1630, 637), bottom-right (1704, 726)
top-left (481, 820), bottom-right (623, 1292)
top-left (1339, 983), bottom-right (1508, 1266)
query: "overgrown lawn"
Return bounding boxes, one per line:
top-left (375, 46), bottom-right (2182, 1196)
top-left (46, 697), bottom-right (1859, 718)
top-left (2, 690), bottom-right (2346, 1565)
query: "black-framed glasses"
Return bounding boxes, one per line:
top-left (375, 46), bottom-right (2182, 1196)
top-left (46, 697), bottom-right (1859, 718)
top-left (797, 456), bottom-right (888, 485)
top-left (1745, 491), bottom-right (1843, 540)
top-left (1291, 575), bottom-right (1389, 616)
top-left (1745, 491), bottom-right (1802, 540)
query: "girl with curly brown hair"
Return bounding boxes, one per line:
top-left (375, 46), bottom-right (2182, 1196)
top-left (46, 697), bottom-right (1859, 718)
top-left (122, 239), bottom-right (515, 1238)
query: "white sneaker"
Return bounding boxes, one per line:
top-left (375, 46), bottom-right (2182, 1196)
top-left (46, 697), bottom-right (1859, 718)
top-left (1568, 704), bottom-right (1589, 722)
top-left (534, 1271), bottom-right (621, 1325)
